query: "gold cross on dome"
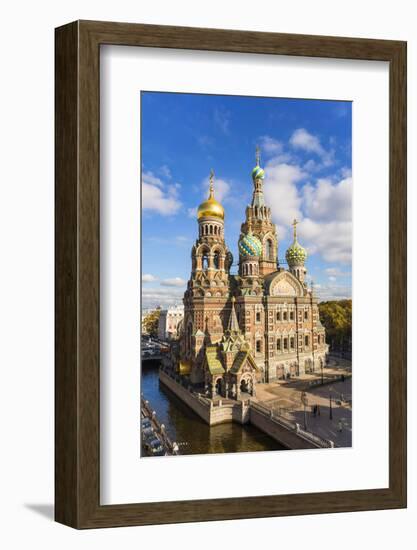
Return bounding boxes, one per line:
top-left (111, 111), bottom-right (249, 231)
top-left (255, 145), bottom-right (260, 166)
top-left (209, 168), bottom-right (214, 197)
top-left (292, 218), bottom-right (299, 239)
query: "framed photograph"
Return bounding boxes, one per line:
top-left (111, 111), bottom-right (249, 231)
top-left (55, 20), bottom-right (406, 528)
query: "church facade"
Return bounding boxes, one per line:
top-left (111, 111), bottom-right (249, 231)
top-left (176, 150), bottom-right (328, 400)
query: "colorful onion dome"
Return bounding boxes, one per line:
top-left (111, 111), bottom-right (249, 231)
top-left (239, 232), bottom-right (262, 257)
top-left (286, 219), bottom-right (307, 266)
top-left (251, 165), bottom-right (265, 181)
top-left (197, 169), bottom-right (225, 221)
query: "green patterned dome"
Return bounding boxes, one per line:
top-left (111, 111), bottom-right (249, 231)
top-left (251, 165), bottom-right (265, 181)
top-left (239, 232), bottom-right (262, 257)
top-left (286, 240), bottom-right (307, 265)
top-left (286, 219), bottom-right (307, 266)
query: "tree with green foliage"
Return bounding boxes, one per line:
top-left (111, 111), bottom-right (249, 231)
top-left (142, 307), bottom-right (161, 337)
top-left (318, 299), bottom-right (352, 353)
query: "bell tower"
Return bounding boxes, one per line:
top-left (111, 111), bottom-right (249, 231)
top-left (189, 169), bottom-right (231, 291)
top-left (183, 170), bottom-right (232, 383)
top-left (241, 147), bottom-right (278, 276)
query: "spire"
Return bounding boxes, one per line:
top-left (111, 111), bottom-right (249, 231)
top-left (256, 144), bottom-right (261, 166)
top-left (228, 297), bottom-right (240, 332)
top-left (209, 168), bottom-right (214, 199)
top-left (251, 146), bottom-right (265, 208)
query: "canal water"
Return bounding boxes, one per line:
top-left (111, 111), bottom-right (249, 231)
top-left (141, 361), bottom-right (285, 456)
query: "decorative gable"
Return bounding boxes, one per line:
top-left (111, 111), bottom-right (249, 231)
top-left (266, 270), bottom-right (304, 297)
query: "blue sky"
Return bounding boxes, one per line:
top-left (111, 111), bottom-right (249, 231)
top-left (141, 92), bottom-right (352, 309)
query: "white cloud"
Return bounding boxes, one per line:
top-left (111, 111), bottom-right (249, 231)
top-left (325, 267), bottom-right (351, 277)
top-left (259, 146), bottom-right (352, 264)
top-left (263, 161), bottom-right (305, 237)
top-left (159, 165), bottom-right (172, 179)
top-left (296, 176), bottom-right (352, 264)
top-left (142, 273), bottom-right (158, 283)
top-left (142, 287), bottom-right (184, 309)
top-left (290, 128), bottom-right (334, 167)
top-left (299, 218), bottom-right (352, 264)
top-left (303, 177), bottom-right (352, 222)
top-left (259, 135), bottom-right (283, 156)
top-left (290, 128), bottom-right (325, 156)
top-left (303, 159), bottom-right (318, 172)
top-left (315, 283), bottom-right (352, 302)
top-left (142, 171), bottom-right (182, 215)
top-left (160, 277), bottom-right (186, 287)
top-left (187, 207), bottom-right (197, 218)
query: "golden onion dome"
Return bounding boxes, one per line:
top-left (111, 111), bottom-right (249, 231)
top-left (197, 169), bottom-right (225, 221)
top-left (197, 196), bottom-right (224, 220)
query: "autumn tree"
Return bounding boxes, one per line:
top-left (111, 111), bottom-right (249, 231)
top-left (142, 307), bottom-right (161, 337)
top-left (318, 299), bottom-right (352, 353)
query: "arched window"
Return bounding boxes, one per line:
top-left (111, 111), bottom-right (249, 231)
top-left (266, 239), bottom-right (273, 260)
top-left (202, 252), bottom-right (209, 270)
top-left (256, 340), bottom-right (261, 353)
top-left (213, 252), bottom-right (220, 269)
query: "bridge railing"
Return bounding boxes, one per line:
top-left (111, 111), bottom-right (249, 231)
top-left (249, 400), bottom-right (334, 448)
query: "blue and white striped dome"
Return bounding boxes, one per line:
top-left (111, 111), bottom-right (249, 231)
top-left (239, 233), bottom-right (262, 257)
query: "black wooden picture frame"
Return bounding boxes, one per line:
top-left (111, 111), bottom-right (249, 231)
top-left (55, 20), bottom-right (407, 528)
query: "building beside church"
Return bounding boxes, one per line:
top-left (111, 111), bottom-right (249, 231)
top-left (158, 305), bottom-right (184, 341)
top-left (174, 149), bottom-right (328, 399)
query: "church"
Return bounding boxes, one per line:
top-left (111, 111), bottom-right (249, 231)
top-left (175, 149), bottom-right (328, 400)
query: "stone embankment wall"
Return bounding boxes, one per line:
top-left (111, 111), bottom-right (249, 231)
top-left (159, 369), bottom-right (331, 448)
top-left (249, 405), bottom-right (317, 450)
top-left (160, 369), bottom-right (240, 425)
top-left (159, 369), bottom-right (212, 422)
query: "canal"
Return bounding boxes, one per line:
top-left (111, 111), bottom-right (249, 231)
top-left (141, 361), bottom-right (286, 456)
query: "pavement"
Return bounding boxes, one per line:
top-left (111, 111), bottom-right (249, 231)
top-left (254, 358), bottom-right (352, 447)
